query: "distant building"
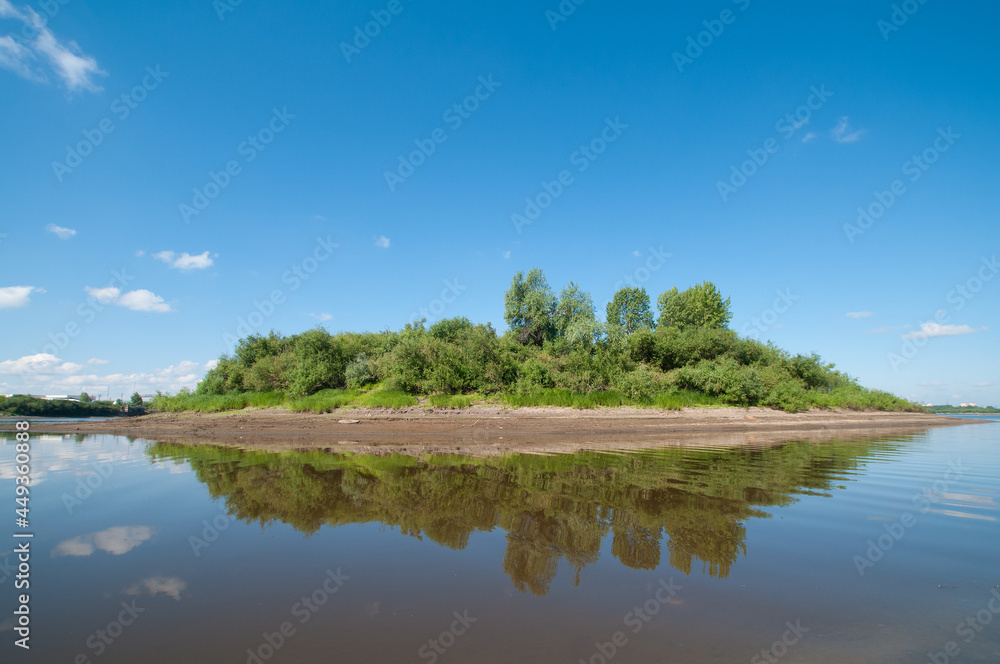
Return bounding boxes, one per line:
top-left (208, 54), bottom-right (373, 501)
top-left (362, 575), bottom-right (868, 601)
top-left (969, 402), bottom-right (977, 407)
top-left (960, 403), bottom-right (969, 408)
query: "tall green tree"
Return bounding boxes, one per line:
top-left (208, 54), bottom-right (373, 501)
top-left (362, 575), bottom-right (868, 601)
top-left (657, 281), bottom-right (732, 329)
top-left (554, 282), bottom-right (598, 343)
top-left (504, 269), bottom-right (557, 345)
top-left (606, 287), bottom-right (654, 335)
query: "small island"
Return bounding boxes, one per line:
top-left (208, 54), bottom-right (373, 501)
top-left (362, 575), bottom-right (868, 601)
top-left (21, 271), bottom-right (974, 450)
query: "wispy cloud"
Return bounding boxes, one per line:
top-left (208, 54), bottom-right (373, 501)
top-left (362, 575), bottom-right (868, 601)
top-left (901, 322), bottom-right (986, 340)
top-left (847, 311), bottom-right (874, 319)
top-left (84, 285), bottom-right (173, 312)
top-left (45, 223), bottom-right (76, 239)
top-left (801, 132), bottom-right (817, 143)
top-left (153, 250), bottom-right (214, 271)
top-left (831, 116), bottom-right (865, 143)
top-left (0, 285), bottom-right (42, 308)
top-left (868, 324), bottom-right (911, 335)
top-left (501, 250), bottom-right (511, 259)
top-left (374, 235), bottom-right (391, 249)
top-left (309, 312), bottom-right (332, 322)
top-left (0, 1), bottom-right (106, 92)
top-left (975, 382), bottom-right (994, 388)
top-left (85, 286), bottom-right (120, 303)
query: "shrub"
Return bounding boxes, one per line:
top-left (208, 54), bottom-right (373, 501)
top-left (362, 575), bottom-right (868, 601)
top-left (288, 329), bottom-right (350, 397)
top-left (345, 353), bottom-right (375, 389)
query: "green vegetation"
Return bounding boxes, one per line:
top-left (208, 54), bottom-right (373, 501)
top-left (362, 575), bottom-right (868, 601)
top-left (925, 405), bottom-right (999, 415)
top-left (0, 395), bottom-right (122, 418)
top-left (153, 271), bottom-right (919, 414)
top-left (148, 434), bottom-right (913, 593)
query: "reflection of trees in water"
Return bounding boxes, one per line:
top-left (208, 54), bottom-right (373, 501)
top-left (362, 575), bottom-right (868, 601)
top-left (150, 438), bottom-right (909, 595)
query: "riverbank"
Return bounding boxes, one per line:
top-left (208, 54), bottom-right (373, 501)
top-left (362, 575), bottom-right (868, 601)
top-left (24, 406), bottom-right (975, 456)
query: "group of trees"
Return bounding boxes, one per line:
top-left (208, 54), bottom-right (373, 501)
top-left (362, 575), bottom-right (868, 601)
top-left (192, 269), bottom-right (916, 412)
top-left (504, 269), bottom-right (732, 344)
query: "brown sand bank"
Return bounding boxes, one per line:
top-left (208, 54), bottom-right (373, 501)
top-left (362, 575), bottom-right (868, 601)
top-left (27, 407), bottom-right (975, 457)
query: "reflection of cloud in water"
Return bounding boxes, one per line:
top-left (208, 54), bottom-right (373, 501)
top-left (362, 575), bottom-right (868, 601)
top-left (924, 508), bottom-right (996, 521)
top-left (52, 526), bottom-right (153, 557)
top-left (125, 576), bottom-right (186, 601)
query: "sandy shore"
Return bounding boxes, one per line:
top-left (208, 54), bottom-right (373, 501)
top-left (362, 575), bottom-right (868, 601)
top-left (25, 407), bottom-right (976, 456)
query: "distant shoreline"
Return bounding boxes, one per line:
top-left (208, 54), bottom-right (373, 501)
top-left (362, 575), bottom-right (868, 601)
top-left (21, 407), bottom-right (979, 456)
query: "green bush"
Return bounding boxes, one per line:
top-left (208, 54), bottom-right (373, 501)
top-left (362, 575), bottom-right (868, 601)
top-left (345, 353), bottom-right (375, 389)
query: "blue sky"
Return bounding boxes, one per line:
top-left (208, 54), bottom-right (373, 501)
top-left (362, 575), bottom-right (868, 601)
top-left (1, 0), bottom-right (997, 405)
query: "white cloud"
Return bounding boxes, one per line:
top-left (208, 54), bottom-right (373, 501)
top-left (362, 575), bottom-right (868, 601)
top-left (173, 251), bottom-right (213, 270)
top-left (117, 289), bottom-right (172, 312)
top-left (831, 116), bottom-right (865, 143)
top-left (87, 358), bottom-right (108, 365)
top-left (154, 250), bottom-right (214, 271)
top-left (901, 322), bottom-right (986, 340)
top-left (975, 382), bottom-right (994, 388)
top-left (205, 359), bottom-right (219, 370)
top-left (0, 285), bottom-right (41, 308)
top-left (847, 311), bottom-right (874, 319)
top-left (918, 381), bottom-right (943, 387)
top-left (0, 353), bottom-right (82, 375)
top-left (0, 1), bottom-right (106, 92)
top-left (2, 359), bottom-right (216, 395)
top-left (310, 312), bottom-right (333, 322)
top-left (85, 286), bottom-right (120, 303)
top-left (135, 249), bottom-right (146, 257)
top-left (45, 223), bottom-right (76, 239)
top-left (374, 235), bottom-right (391, 249)
top-left (502, 250), bottom-right (511, 259)
top-left (84, 286), bottom-right (172, 312)
top-left (632, 250), bottom-right (641, 257)
top-left (801, 132), bottom-right (817, 143)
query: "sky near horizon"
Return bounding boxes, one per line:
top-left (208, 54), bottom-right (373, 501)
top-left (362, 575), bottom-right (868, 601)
top-left (1, 0), bottom-right (997, 405)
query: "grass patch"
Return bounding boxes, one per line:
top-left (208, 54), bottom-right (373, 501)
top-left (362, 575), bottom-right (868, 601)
top-left (501, 389), bottom-right (626, 409)
top-left (428, 394), bottom-right (478, 409)
top-left (357, 388), bottom-right (418, 409)
top-left (285, 389), bottom-right (359, 413)
top-left (150, 391), bottom-right (287, 413)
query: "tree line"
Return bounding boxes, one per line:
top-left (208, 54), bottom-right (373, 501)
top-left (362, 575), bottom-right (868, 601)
top-left (180, 269), bottom-right (917, 413)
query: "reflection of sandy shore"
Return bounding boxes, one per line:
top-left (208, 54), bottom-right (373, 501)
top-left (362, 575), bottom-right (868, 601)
top-left (27, 407), bottom-right (977, 456)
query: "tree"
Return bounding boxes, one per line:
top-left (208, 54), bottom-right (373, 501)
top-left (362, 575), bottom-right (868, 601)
top-left (657, 281), bottom-right (732, 329)
top-left (79, 392), bottom-right (92, 403)
top-left (504, 269), bottom-right (557, 345)
top-left (130, 392), bottom-right (143, 406)
top-left (554, 282), bottom-right (598, 343)
top-left (606, 287), bottom-right (654, 335)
